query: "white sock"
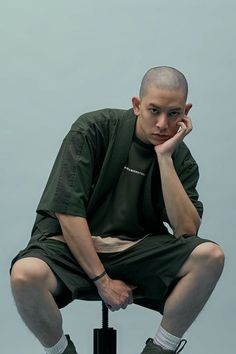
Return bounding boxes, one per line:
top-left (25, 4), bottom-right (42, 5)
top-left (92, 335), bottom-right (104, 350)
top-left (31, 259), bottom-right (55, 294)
top-left (153, 325), bottom-right (181, 351)
top-left (44, 334), bottom-right (68, 354)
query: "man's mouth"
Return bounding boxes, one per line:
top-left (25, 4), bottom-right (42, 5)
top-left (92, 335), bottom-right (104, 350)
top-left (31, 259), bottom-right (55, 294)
top-left (152, 133), bottom-right (168, 138)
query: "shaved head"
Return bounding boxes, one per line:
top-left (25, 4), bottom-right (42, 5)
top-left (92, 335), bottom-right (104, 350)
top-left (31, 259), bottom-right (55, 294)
top-left (139, 66), bottom-right (188, 101)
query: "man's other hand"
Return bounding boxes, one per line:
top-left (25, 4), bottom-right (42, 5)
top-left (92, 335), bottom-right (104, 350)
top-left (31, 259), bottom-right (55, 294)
top-left (95, 276), bottom-right (136, 311)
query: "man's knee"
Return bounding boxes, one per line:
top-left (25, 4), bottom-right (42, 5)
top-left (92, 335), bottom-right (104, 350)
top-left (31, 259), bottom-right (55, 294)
top-left (193, 242), bottom-right (224, 268)
top-left (11, 258), bottom-right (58, 294)
top-left (179, 242), bottom-right (225, 277)
top-left (189, 242), bottom-right (225, 278)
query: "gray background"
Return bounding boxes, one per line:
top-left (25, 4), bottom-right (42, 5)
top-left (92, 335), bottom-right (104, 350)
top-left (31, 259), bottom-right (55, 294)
top-left (1, 0), bottom-right (235, 353)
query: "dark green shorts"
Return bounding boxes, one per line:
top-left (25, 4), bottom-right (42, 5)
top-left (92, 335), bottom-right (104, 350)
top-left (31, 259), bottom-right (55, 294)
top-left (10, 233), bottom-right (213, 313)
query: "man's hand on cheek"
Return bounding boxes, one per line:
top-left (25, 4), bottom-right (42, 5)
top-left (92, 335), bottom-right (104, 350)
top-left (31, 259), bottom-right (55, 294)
top-left (154, 115), bottom-right (193, 158)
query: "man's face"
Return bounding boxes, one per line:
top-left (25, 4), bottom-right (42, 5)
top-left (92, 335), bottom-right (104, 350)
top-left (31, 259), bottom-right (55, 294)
top-left (132, 86), bottom-right (192, 145)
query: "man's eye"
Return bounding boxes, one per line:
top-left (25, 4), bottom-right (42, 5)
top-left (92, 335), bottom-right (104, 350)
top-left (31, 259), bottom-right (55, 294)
top-left (149, 108), bottom-right (160, 114)
top-left (169, 111), bottom-right (180, 117)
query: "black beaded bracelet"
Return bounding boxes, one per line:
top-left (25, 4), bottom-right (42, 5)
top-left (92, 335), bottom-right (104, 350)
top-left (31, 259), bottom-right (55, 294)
top-left (91, 270), bottom-right (107, 282)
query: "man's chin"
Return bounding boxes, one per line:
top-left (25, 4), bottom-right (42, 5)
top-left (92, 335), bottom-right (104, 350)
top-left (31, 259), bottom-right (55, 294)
top-left (150, 135), bottom-right (169, 145)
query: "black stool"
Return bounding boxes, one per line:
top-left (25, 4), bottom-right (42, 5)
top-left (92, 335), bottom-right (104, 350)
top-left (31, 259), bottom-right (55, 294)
top-left (93, 302), bottom-right (117, 354)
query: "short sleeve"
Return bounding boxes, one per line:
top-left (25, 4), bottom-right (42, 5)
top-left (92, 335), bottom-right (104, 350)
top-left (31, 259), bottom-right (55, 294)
top-left (36, 129), bottom-right (95, 218)
top-left (162, 147), bottom-right (203, 224)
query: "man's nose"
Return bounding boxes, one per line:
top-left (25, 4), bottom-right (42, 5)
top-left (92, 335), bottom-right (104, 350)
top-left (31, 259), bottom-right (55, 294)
top-left (156, 113), bottom-right (168, 131)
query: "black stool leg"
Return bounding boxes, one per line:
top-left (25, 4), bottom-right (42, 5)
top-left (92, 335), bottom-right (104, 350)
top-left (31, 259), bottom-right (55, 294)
top-left (93, 302), bottom-right (117, 354)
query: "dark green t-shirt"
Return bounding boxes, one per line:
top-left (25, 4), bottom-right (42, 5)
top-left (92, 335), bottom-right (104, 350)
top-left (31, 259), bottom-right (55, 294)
top-left (88, 136), bottom-right (157, 239)
top-left (33, 108), bottom-right (203, 239)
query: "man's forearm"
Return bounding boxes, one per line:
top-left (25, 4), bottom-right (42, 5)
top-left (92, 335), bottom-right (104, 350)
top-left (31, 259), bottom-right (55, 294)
top-left (158, 156), bottom-right (201, 237)
top-left (55, 213), bottom-right (135, 311)
top-left (56, 213), bottom-right (106, 280)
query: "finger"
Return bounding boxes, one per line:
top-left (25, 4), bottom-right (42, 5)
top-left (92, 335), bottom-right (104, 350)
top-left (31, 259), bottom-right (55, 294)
top-left (105, 298), bottom-right (121, 312)
top-left (109, 304), bottom-right (120, 312)
top-left (121, 302), bottom-right (128, 309)
top-left (177, 121), bottom-right (191, 136)
top-left (182, 116), bottom-right (193, 131)
top-left (122, 295), bottom-right (132, 309)
top-left (177, 122), bottom-right (187, 134)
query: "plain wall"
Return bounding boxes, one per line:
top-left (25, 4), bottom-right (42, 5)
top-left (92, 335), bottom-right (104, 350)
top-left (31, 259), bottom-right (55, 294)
top-left (1, 1), bottom-right (235, 353)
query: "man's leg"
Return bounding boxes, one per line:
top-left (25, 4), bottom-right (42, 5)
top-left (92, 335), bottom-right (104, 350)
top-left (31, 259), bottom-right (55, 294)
top-left (141, 242), bottom-right (224, 353)
top-left (160, 242), bottom-right (224, 337)
top-left (11, 257), bottom-right (66, 348)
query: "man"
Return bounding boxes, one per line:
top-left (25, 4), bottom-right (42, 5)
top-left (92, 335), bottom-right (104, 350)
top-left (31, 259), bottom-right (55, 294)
top-left (10, 66), bottom-right (224, 354)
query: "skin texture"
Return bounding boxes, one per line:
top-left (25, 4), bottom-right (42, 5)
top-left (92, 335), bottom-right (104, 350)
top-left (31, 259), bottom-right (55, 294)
top-left (139, 66), bottom-right (188, 101)
top-left (10, 80), bottom-right (224, 349)
top-left (133, 86), bottom-right (191, 148)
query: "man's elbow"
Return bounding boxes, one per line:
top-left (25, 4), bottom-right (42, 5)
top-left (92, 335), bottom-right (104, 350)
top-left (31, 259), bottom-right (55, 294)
top-left (175, 219), bottom-right (201, 237)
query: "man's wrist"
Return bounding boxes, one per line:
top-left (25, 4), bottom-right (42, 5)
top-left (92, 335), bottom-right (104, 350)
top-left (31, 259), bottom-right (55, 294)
top-left (94, 273), bottom-right (110, 288)
top-left (157, 154), bottom-right (174, 168)
top-left (91, 270), bottom-right (107, 282)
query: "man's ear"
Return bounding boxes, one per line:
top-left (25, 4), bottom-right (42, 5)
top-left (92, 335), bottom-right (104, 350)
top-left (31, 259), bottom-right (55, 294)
top-left (132, 96), bottom-right (141, 116)
top-left (184, 103), bottom-right (192, 115)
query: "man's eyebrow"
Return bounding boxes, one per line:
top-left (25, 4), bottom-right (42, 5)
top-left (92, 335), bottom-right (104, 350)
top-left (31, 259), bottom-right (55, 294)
top-left (148, 103), bottom-right (182, 111)
top-left (148, 103), bottom-right (160, 108)
top-left (168, 107), bottom-right (182, 111)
